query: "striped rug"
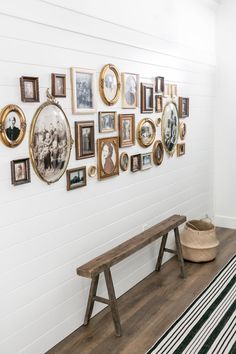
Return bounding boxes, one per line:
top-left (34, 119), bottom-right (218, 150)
top-left (147, 255), bottom-right (236, 354)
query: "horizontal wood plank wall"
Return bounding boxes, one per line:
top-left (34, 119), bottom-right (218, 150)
top-left (0, 1), bottom-right (217, 353)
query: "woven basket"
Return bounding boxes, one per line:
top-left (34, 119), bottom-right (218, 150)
top-left (180, 219), bottom-right (219, 262)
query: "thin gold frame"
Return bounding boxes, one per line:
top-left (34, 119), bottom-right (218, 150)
top-left (137, 118), bottom-right (156, 148)
top-left (119, 113), bottom-right (135, 148)
top-left (0, 104), bottom-right (26, 147)
top-left (153, 140), bottom-right (164, 166)
top-left (97, 136), bottom-right (119, 180)
top-left (179, 122), bottom-right (187, 141)
top-left (161, 101), bottom-right (180, 157)
top-left (120, 152), bottom-right (129, 171)
top-left (99, 64), bottom-right (121, 106)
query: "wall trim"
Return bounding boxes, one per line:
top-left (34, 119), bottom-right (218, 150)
top-left (214, 215), bottom-right (236, 229)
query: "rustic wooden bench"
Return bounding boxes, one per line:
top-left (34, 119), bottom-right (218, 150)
top-left (77, 214), bottom-right (186, 336)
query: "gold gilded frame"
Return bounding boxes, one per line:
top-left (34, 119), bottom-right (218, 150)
top-left (97, 136), bottom-right (119, 180)
top-left (137, 118), bottom-right (156, 148)
top-left (99, 64), bottom-right (121, 106)
top-left (120, 152), bottom-right (129, 171)
top-left (153, 140), bottom-right (164, 166)
top-left (0, 104), bottom-right (26, 147)
top-left (161, 101), bottom-right (179, 157)
top-left (179, 122), bottom-right (187, 141)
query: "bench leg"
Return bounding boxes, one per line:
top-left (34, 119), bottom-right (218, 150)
top-left (174, 227), bottom-right (186, 278)
top-left (104, 268), bottom-right (122, 337)
top-left (84, 275), bottom-right (99, 326)
top-left (155, 233), bottom-right (168, 271)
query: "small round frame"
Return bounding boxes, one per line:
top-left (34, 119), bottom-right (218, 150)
top-left (120, 152), bottom-right (129, 171)
top-left (153, 140), bottom-right (164, 166)
top-left (137, 118), bottom-right (156, 148)
top-left (99, 64), bottom-right (121, 106)
top-left (0, 104), bottom-right (26, 147)
top-left (179, 122), bottom-right (187, 141)
top-left (88, 165), bottom-right (97, 178)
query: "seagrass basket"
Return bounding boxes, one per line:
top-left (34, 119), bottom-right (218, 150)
top-left (180, 219), bottom-right (219, 262)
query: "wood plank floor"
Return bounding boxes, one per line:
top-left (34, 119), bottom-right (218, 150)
top-left (47, 227), bottom-right (236, 354)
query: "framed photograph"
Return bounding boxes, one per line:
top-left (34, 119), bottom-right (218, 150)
top-left (99, 64), bottom-right (121, 106)
top-left (156, 117), bottom-right (162, 127)
top-left (51, 73), bottom-right (66, 97)
top-left (131, 154), bottom-right (141, 172)
top-left (29, 97), bottom-right (73, 184)
top-left (120, 152), bottom-right (129, 171)
top-left (137, 118), bottom-right (156, 147)
top-left (179, 97), bottom-right (189, 118)
top-left (155, 95), bottom-right (163, 113)
top-left (153, 140), bottom-right (164, 166)
top-left (71, 67), bottom-right (96, 114)
top-left (177, 143), bottom-right (186, 157)
top-left (119, 114), bottom-right (135, 148)
top-left (171, 84), bottom-right (178, 97)
top-left (75, 121), bottom-right (95, 160)
top-left (66, 166), bottom-right (86, 191)
top-left (20, 76), bottom-right (39, 102)
top-left (141, 152), bottom-right (152, 170)
top-left (164, 83), bottom-right (171, 97)
top-left (0, 104), bottom-right (26, 147)
top-left (155, 76), bottom-right (164, 94)
top-left (162, 102), bottom-right (179, 156)
top-left (121, 72), bottom-right (139, 108)
top-left (88, 165), bottom-right (97, 178)
top-left (141, 83), bottom-right (153, 113)
top-left (179, 122), bottom-right (187, 140)
top-left (97, 137), bottom-right (119, 179)
top-left (11, 158), bottom-right (30, 186)
top-left (99, 111), bottom-right (117, 133)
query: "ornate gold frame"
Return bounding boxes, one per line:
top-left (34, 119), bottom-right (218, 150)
top-left (29, 93), bottom-right (73, 184)
top-left (120, 152), bottom-right (129, 171)
top-left (153, 140), bottom-right (164, 166)
top-left (97, 136), bottom-right (119, 180)
top-left (88, 165), bottom-right (97, 178)
top-left (99, 64), bottom-right (121, 105)
top-left (0, 104), bottom-right (26, 147)
top-left (137, 118), bottom-right (156, 148)
top-left (119, 113), bottom-right (135, 148)
top-left (179, 122), bottom-right (187, 141)
top-left (161, 101), bottom-right (179, 157)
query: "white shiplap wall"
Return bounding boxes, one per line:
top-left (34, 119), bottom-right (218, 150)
top-left (0, 0), bottom-right (217, 353)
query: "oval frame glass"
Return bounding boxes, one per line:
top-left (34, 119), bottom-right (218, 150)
top-left (137, 118), bottom-right (156, 148)
top-left (0, 104), bottom-right (26, 147)
top-left (29, 99), bottom-right (73, 184)
top-left (99, 64), bottom-right (121, 106)
top-left (179, 122), bottom-right (187, 141)
top-left (153, 140), bottom-right (164, 166)
top-left (161, 101), bottom-right (179, 156)
top-left (120, 152), bottom-right (129, 171)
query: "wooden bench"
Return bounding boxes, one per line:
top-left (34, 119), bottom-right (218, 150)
top-left (77, 214), bottom-right (186, 336)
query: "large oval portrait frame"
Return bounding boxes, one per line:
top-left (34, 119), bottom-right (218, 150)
top-left (29, 98), bottom-right (73, 184)
top-left (99, 64), bottom-right (121, 106)
top-left (0, 104), bottom-right (26, 147)
top-left (161, 101), bottom-right (179, 156)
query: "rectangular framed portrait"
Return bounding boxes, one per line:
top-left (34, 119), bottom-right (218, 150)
top-left (171, 84), bottom-right (178, 98)
top-left (51, 73), bottom-right (66, 97)
top-left (71, 67), bottom-right (96, 114)
top-left (131, 154), bottom-right (141, 172)
top-left (177, 143), bottom-right (186, 157)
top-left (141, 83), bottom-right (153, 113)
top-left (97, 137), bottom-right (119, 180)
top-left (155, 76), bottom-right (164, 95)
top-left (121, 72), bottom-right (139, 108)
top-left (164, 83), bottom-right (171, 97)
top-left (75, 121), bottom-right (95, 159)
top-left (66, 166), bottom-right (86, 191)
top-left (179, 97), bottom-right (189, 118)
top-left (99, 111), bottom-right (117, 133)
top-left (11, 158), bottom-right (31, 186)
top-left (118, 114), bottom-right (135, 148)
top-left (20, 76), bottom-right (39, 102)
top-left (141, 152), bottom-right (152, 170)
top-left (155, 95), bottom-right (163, 113)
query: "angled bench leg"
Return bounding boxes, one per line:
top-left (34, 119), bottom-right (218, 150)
top-left (104, 267), bottom-right (122, 337)
top-left (84, 274), bottom-right (99, 326)
top-left (174, 227), bottom-right (186, 278)
top-left (155, 233), bottom-right (168, 271)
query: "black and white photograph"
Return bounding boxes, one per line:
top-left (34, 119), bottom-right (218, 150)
top-left (131, 154), bottom-right (141, 172)
top-left (20, 76), bottom-right (39, 102)
top-left (75, 121), bottom-right (95, 160)
top-left (71, 68), bottom-right (96, 114)
top-left (179, 97), bottom-right (189, 118)
top-left (120, 152), bottom-right (129, 171)
top-left (141, 153), bottom-right (152, 170)
top-left (99, 111), bottom-right (116, 133)
top-left (153, 140), bottom-right (164, 166)
top-left (119, 114), bottom-right (135, 147)
top-left (99, 64), bottom-right (120, 105)
top-left (51, 73), bottom-right (66, 97)
top-left (155, 76), bottom-right (164, 94)
top-left (122, 72), bottom-right (139, 108)
top-left (0, 104), bottom-right (26, 147)
top-left (162, 102), bottom-right (179, 156)
top-left (11, 158), bottom-right (31, 186)
top-left (137, 118), bottom-right (156, 147)
top-left (141, 83), bottom-right (154, 113)
top-left (66, 167), bottom-right (87, 191)
top-left (155, 95), bottom-right (163, 113)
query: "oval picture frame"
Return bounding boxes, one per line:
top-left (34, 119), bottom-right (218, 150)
top-left (161, 101), bottom-right (179, 156)
top-left (99, 64), bottom-right (121, 106)
top-left (179, 122), bottom-right (187, 141)
top-left (120, 152), bottom-right (129, 171)
top-left (137, 118), bottom-right (156, 148)
top-left (153, 140), bottom-right (164, 166)
top-left (88, 165), bottom-right (97, 178)
top-left (29, 99), bottom-right (73, 184)
top-left (0, 104), bottom-right (26, 147)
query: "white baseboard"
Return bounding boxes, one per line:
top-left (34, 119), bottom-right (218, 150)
top-left (214, 215), bottom-right (236, 229)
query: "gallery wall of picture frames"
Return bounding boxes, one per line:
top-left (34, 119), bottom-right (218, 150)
top-left (0, 63), bottom-right (189, 190)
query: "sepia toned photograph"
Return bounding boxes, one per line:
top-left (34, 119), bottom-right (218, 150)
top-left (180, 122), bottom-right (187, 140)
top-left (11, 158), bottom-right (31, 186)
top-left (51, 73), bottom-right (66, 97)
top-left (141, 152), bottom-right (152, 170)
top-left (20, 76), bottom-right (39, 102)
top-left (141, 83), bottom-right (154, 113)
top-left (131, 154), bottom-right (141, 172)
top-left (99, 64), bottom-right (121, 105)
top-left (0, 104), bottom-right (26, 147)
top-left (97, 137), bottom-right (119, 179)
top-left (137, 118), bottom-right (156, 147)
top-left (122, 72), bottom-right (139, 108)
top-left (162, 102), bottom-right (179, 156)
top-left (120, 152), bottom-right (129, 171)
top-left (177, 143), bottom-right (186, 157)
top-left (66, 166), bottom-right (86, 191)
top-left (155, 76), bottom-right (164, 94)
top-left (99, 111), bottom-right (117, 133)
top-left (155, 95), bottom-right (163, 113)
top-left (119, 114), bottom-right (135, 148)
top-left (164, 83), bottom-right (171, 97)
top-left (153, 140), bottom-right (164, 166)
top-left (75, 121), bottom-right (95, 160)
top-left (171, 84), bottom-right (178, 97)
top-left (179, 97), bottom-right (189, 118)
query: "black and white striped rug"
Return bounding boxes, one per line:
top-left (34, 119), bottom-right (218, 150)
top-left (147, 255), bottom-right (236, 354)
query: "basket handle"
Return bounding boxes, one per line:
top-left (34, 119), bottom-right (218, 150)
top-left (187, 222), bottom-right (200, 231)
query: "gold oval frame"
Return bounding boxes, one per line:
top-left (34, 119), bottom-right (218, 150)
top-left (0, 104), bottom-right (26, 147)
top-left (120, 152), bottom-right (129, 171)
top-left (29, 99), bottom-right (73, 184)
top-left (137, 118), bottom-right (156, 148)
top-left (153, 140), bottom-right (164, 166)
top-left (99, 64), bottom-right (121, 106)
top-left (179, 122), bottom-right (187, 141)
top-left (161, 101), bottom-right (179, 156)
top-left (88, 165), bottom-right (97, 178)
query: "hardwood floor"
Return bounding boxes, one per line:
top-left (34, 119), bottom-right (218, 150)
top-left (47, 227), bottom-right (236, 354)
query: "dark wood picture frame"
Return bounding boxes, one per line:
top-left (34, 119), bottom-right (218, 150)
top-left (66, 166), bottom-right (87, 191)
top-left (75, 121), bottom-right (95, 160)
top-left (177, 143), bottom-right (186, 157)
top-left (131, 154), bottom-right (141, 172)
top-left (155, 95), bottom-right (163, 113)
top-left (51, 73), bottom-right (66, 97)
top-left (155, 76), bottom-right (164, 94)
top-left (20, 76), bottom-right (39, 102)
top-left (118, 114), bottom-right (135, 148)
top-left (141, 83), bottom-right (153, 113)
top-left (179, 97), bottom-right (189, 118)
top-left (11, 158), bottom-right (31, 186)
